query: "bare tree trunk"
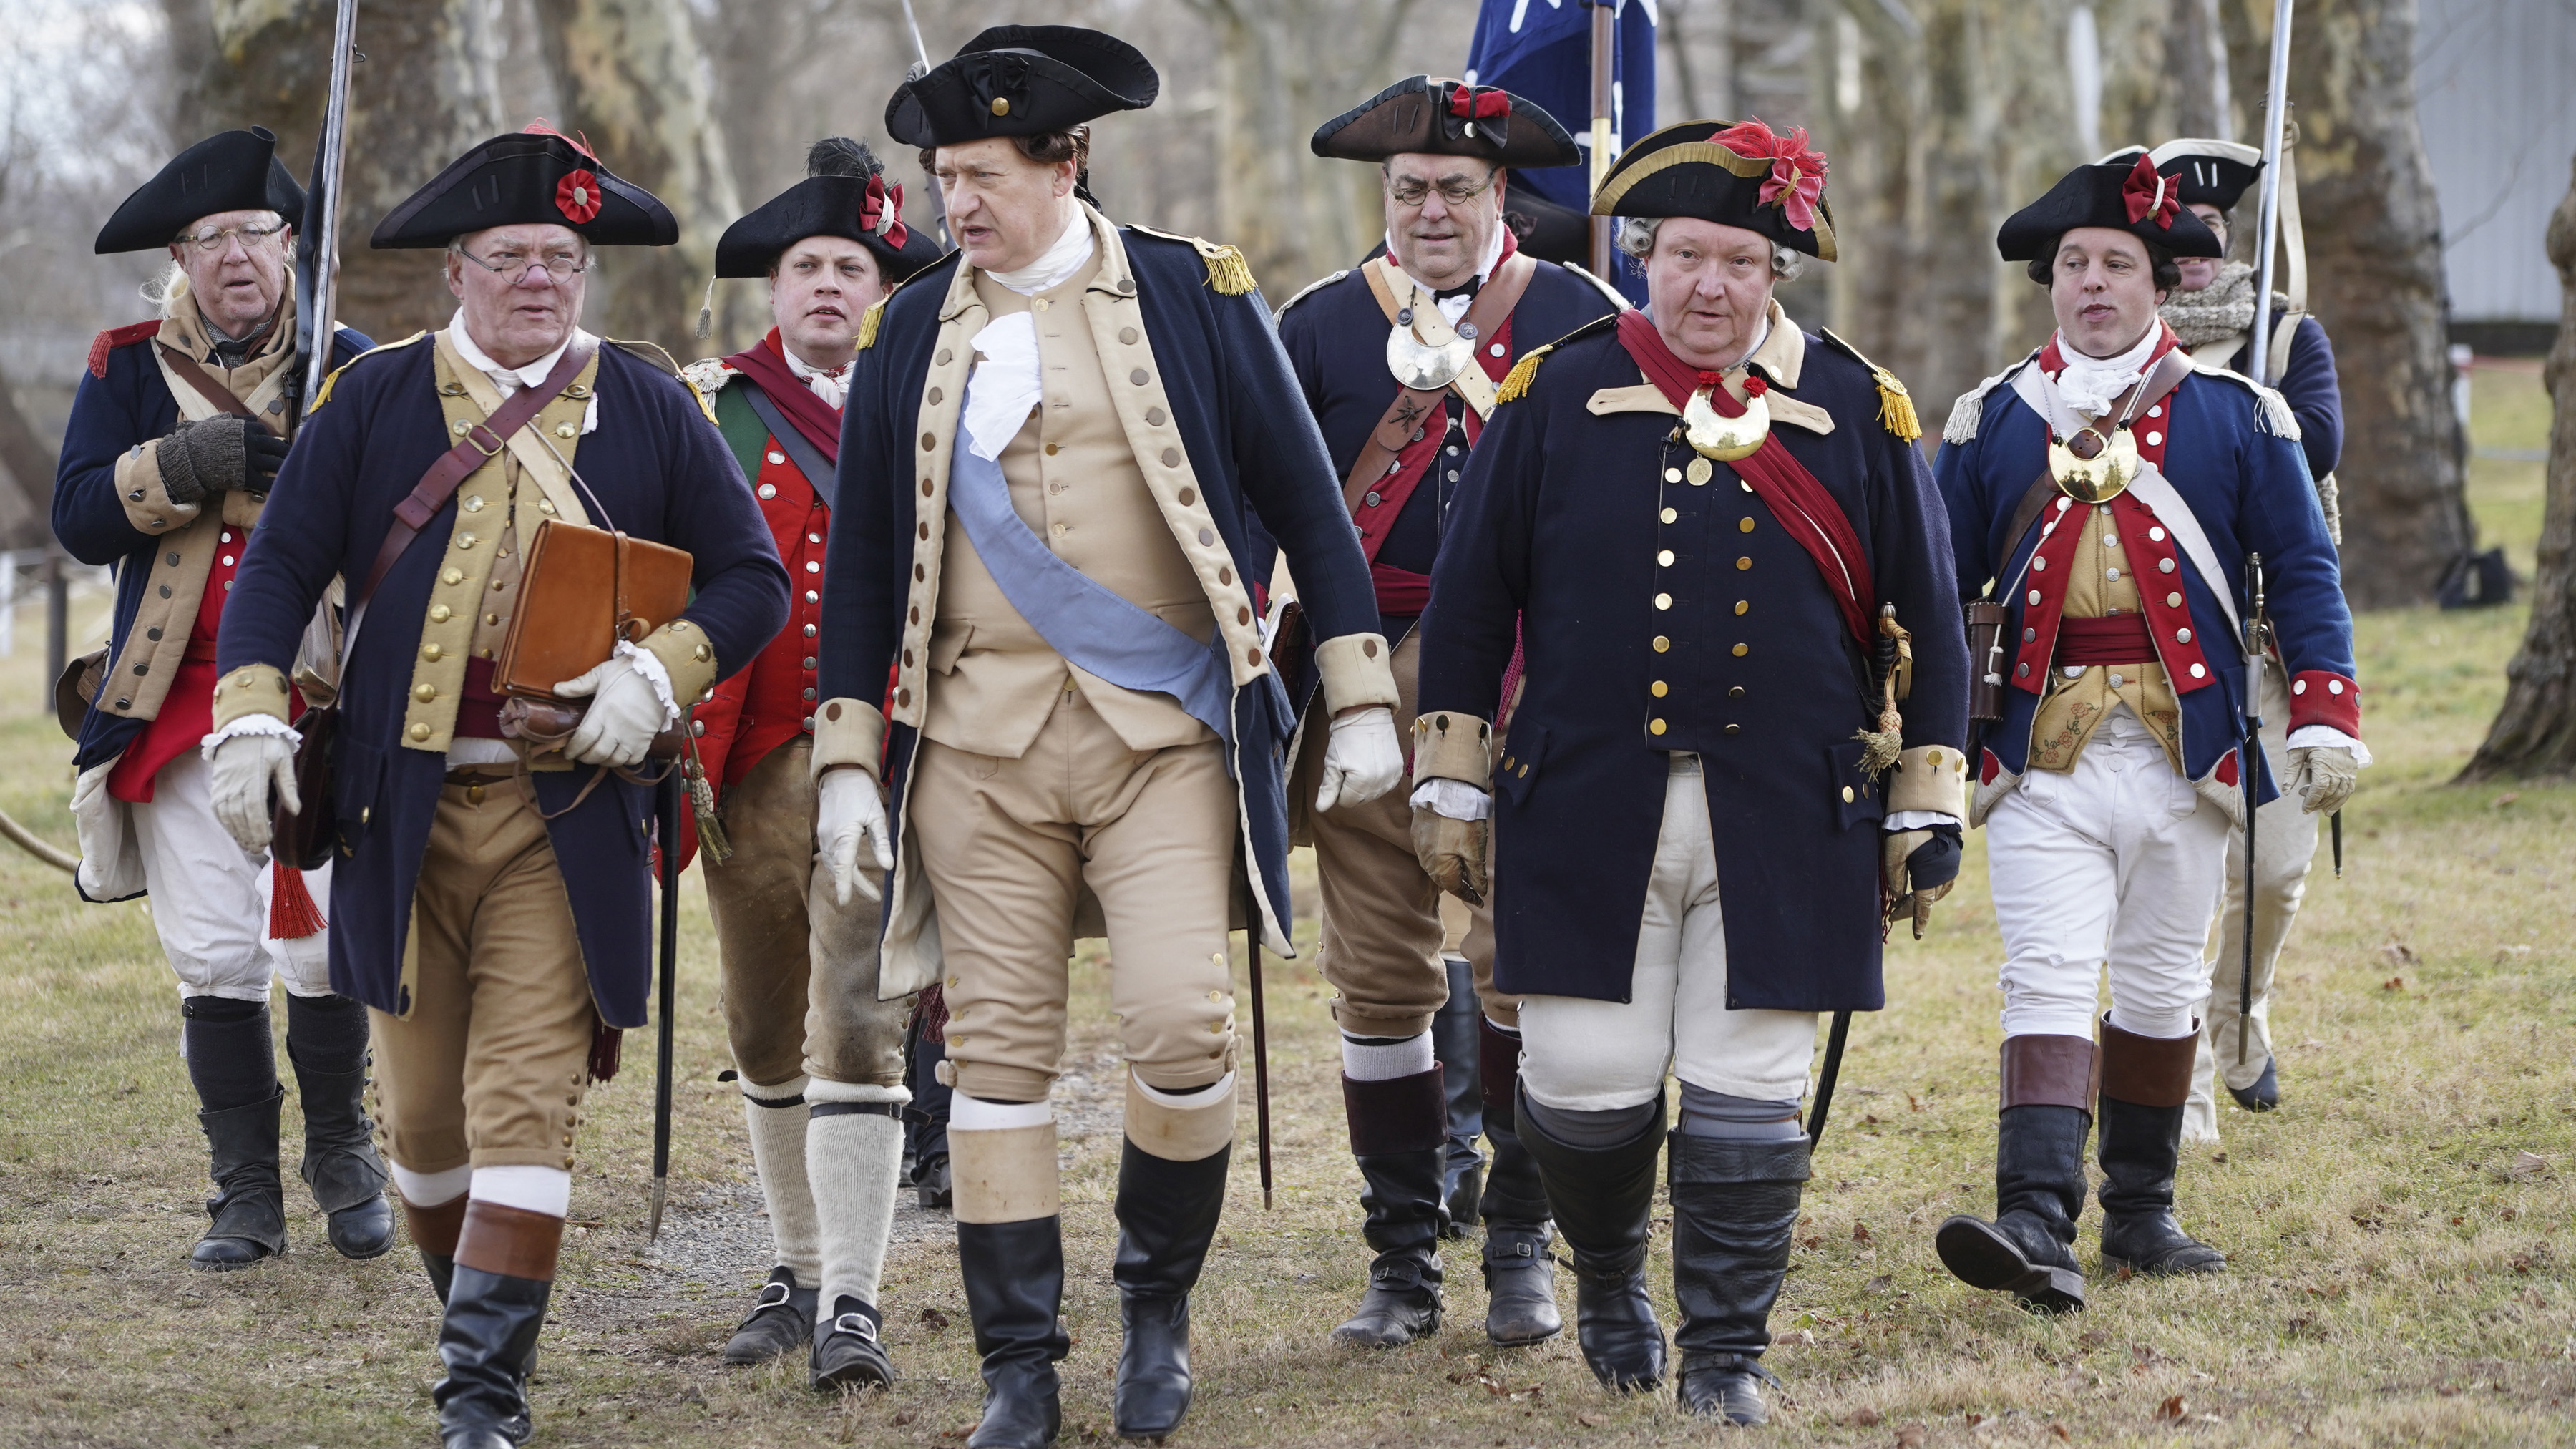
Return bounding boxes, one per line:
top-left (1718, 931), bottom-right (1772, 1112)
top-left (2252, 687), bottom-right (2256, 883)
top-left (2460, 157), bottom-right (2576, 779)
top-left (2235, 0), bottom-right (2472, 608)
top-left (531, 0), bottom-right (749, 351)
top-left (0, 360), bottom-right (59, 547)
top-left (162, 0), bottom-right (504, 343)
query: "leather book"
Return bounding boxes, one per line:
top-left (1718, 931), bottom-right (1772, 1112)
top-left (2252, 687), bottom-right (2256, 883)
top-left (492, 519), bottom-right (694, 701)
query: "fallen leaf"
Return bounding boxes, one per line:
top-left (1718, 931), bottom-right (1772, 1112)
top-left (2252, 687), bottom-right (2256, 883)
top-left (1907, 1093), bottom-right (1925, 1112)
top-left (2494, 791), bottom-right (2519, 808)
top-left (1576, 1413), bottom-right (1606, 1428)
top-left (2053, 1425), bottom-right (2073, 1442)
top-left (919, 1307), bottom-right (950, 1330)
top-left (1864, 1113), bottom-right (1883, 1126)
top-left (1866, 1274), bottom-right (1893, 1294)
top-left (2155, 1393), bottom-right (2187, 1423)
top-left (2382, 976), bottom-right (2406, 992)
top-left (2113, 1264), bottom-right (2135, 1282)
top-left (2380, 941), bottom-right (2417, 966)
top-left (1853, 1221), bottom-right (1875, 1244)
top-left (2507, 1151), bottom-right (2549, 1181)
top-left (1849, 1406), bottom-right (1883, 1426)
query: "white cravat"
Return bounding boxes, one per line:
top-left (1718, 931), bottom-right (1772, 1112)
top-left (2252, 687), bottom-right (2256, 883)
top-left (2052, 321), bottom-right (2162, 419)
top-left (986, 204), bottom-right (1096, 297)
top-left (782, 342), bottom-right (850, 411)
top-left (447, 313), bottom-right (599, 434)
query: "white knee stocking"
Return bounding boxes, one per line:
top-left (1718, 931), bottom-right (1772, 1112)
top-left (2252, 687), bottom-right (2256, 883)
top-left (743, 1075), bottom-right (821, 1282)
top-left (806, 1079), bottom-right (909, 1310)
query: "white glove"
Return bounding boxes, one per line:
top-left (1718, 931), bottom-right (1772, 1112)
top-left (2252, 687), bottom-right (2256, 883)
top-left (1315, 706), bottom-right (1404, 814)
top-left (210, 731), bottom-right (296, 856)
top-left (816, 769), bottom-right (894, 906)
top-left (2287, 745), bottom-right (2359, 816)
top-left (554, 651), bottom-right (675, 769)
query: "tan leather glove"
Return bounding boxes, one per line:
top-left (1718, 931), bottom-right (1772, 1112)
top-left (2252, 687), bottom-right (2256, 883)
top-left (1411, 798), bottom-right (1490, 907)
top-left (2287, 745), bottom-right (2358, 815)
top-left (1882, 824), bottom-right (1961, 937)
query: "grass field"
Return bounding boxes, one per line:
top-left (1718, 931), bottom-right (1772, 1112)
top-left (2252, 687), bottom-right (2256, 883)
top-left (0, 367), bottom-right (2567, 1448)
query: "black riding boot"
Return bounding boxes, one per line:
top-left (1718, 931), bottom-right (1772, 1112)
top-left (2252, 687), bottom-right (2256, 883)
top-left (905, 1010), bottom-right (954, 1211)
top-left (1475, 1020), bottom-right (1560, 1347)
top-left (182, 996), bottom-right (285, 1269)
top-left (434, 1204), bottom-right (560, 1449)
top-left (1669, 1134), bottom-right (1807, 1425)
top-left (407, 1195), bottom-right (469, 1306)
top-left (1516, 1085), bottom-right (1667, 1391)
top-left (1332, 1066), bottom-right (1448, 1347)
top-left (1432, 956), bottom-right (1485, 1235)
top-left (2097, 1018), bottom-right (2226, 1275)
top-left (1112, 1138), bottom-right (1229, 1440)
top-left (286, 994), bottom-right (394, 1259)
top-left (1936, 1035), bottom-right (2094, 1314)
top-left (958, 1216), bottom-right (1069, 1448)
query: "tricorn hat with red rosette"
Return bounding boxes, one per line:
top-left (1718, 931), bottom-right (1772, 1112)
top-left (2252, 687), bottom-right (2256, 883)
top-left (713, 138), bottom-right (944, 283)
top-left (1996, 152), bottom-right (2223, 263)
top-left (1589, 117), bottom-right (1838, 260)
top-left (1309, 76), bottom-right (1579, 170)
top-left (371, 123), bottom-right (676, 249)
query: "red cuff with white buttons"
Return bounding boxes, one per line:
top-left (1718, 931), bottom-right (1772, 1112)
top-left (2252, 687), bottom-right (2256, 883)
top-left (2285, 670), bottom-right (2361, 735)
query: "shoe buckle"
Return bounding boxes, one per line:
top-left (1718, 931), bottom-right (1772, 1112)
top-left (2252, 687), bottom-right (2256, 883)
top-left (756, 1282), bottom-right (791, 1309)
top-left (834, 1312), bottom-right (879, 1342)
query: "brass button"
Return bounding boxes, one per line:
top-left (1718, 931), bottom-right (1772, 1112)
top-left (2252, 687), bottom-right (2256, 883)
top-left (1661, 507), bottom-right (1677, 523)
top-left (421, 643), bottom-right (443, 661)
top-left (1842, 786), bottom-right (1856, 803)
top-left (430, 605), bottom-right (452, 623)
top-left (1735, 557), bottom-right (1752, 571)
top-left (454, 533), bottom-right (477, 550)
top-left (693, 643), bottom-right (711, 662)
top-left (1044, 443), bottom-right (1059, 456)
top-left (1723, 723), bottom-right (1740, 735)
top-left (1740, 517), bottom-right (1756, 533)
top-left (1654, 592), bottom-right (1672, 610)
top-left (1728, 686), bottom-right (1745, 699)
top-left (1657, 550), bottom-right (1674, 567)
top-left (441, 567), bottom-right (464, 585)
top-left (1735, 600), bottom-right (1749, 615)
top-left (1664, 468), bottom-right (1682, 484)
top-left (555, 422), bottom-right (576, 439)
top-left (1732, 643), bottom-right (1749, 657)
top-left (1649, 718), bottom-right (1667, 736)
top-left (1652, 635), bottom-right (1670, 653)
top-left (408, 724), bottom-right (430, 742)
top-left (1650, 681), bottom-right (1668, 698)
top-left (539, 499), bottom-right (556, 514)
top-left (466, 784), bottom-right (485, 805)
top-left (463, 496), bottom-right (484, 512)
top-left (452, 419), bottom-right (472, 436)
top-left (990, 96), bottom-right (1010, 116)
top-left (414, 683), bottom-right (437, 701)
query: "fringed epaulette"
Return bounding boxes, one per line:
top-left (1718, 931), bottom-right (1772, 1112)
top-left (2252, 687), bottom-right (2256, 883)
top-left (1941, 354), bottom-right (2035, 444)
top-left (855, 294), bottom-right (890, 351)
top-left (309, 330), bottom-right (433, 414)
top-left (1561, 262), bottom-right (1634, 313)
top-left (1272, 269), bottom-right (1349, 321)
top-left (1129, 224), bottom-right (1257, 296)
top-left (1497, 349), bottom-right (1546, 404)
top-left (2188, 357), bottom-right (2304, 441)
top-left (678, 356), bottom-right (738, 398)
top-left (87, 321), bottom-right (160, 379)
top-left (1820, 327), bottom-right (1920, 441)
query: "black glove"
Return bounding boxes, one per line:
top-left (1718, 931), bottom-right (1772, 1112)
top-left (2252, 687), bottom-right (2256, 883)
top-left (153, 414), bottom-right (275, 504)
top-left (1905, 824), bottom-right (1963, 894)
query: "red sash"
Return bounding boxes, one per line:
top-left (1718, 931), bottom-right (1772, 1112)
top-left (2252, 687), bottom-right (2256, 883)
top-left (1615, 311), bottom-right (1875, 645)
top-left (724, 330), bottom-right (843, 467)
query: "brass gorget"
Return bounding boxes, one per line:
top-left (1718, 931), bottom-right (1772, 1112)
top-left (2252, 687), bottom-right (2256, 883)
top-left (1683, 384), bottom-right (1770, 461)
top-left (2046, 422), bottom-right (2140, 503)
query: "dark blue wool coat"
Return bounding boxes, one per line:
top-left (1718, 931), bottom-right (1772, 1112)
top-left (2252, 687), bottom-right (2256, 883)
top-left (54, 323), bottom-right (371, 773)
top-left (1933, 359), bottom-right (2353, 801)
top-left (1416, 322), bottom-right (1969, 1011)
top-left (2229, 316), bottom-right (2341, 482)
top-left (216, 339), bottom-right (789, 1027)
top-left (1275, 258), bottom-right (1617, 642)
top-left (821, 232), bottom-right (1385, 944)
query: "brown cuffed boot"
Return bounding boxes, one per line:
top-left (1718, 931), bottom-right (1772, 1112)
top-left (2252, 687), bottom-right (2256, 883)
top-left (1936, 1035), bottom-right (2098, 1313)
top-left (406, 1191), bottom-right (471, 1305)
top-left (2097, 1018), bottom-right (2226, 1276)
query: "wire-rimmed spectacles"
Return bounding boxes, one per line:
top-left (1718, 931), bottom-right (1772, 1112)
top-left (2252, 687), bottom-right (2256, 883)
top-left (451, 244), bottom-right (593, 283)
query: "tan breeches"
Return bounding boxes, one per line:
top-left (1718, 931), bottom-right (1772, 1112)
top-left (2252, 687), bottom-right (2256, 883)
top-left (910, 686), bottom-right (1238, 1103)
top-left (371, 782), bottom-right (596, 1174)
top-left (1302, 628), bottom-right (1521, 1036)
top-left (703, 739), bottom-right (910, 1090)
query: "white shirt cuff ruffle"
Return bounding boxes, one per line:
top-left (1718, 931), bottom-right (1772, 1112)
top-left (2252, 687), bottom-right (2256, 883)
top-left (200, 713), bottom-right (301, 759)
top-left (615, 639), bottom-right (681, 726)
top-left (1407, 777), bottom-right (1492, 821)
top-left (2284, 726), bottom-right (2370, 767)
top-left (1883, 810), bottom-right (1962, 832)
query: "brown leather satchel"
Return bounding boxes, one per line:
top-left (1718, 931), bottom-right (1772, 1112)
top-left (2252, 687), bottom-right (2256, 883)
top-left (270, 342), bottom-right (597, 868)
top-left (490, 518), bottom-right (694, 761)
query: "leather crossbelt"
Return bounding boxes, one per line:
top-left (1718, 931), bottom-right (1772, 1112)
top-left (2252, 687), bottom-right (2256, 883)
top-left (155, 342), bottom-right (281, 437)
top-left (1340, 253), bottom-right (1536, 514)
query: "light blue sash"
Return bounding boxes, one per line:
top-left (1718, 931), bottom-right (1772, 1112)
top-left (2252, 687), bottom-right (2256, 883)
top-left (943, 413), bottom-right (1236, 747)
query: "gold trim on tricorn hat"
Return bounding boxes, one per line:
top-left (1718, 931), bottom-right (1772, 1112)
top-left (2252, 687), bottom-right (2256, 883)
top-left (1589, 118), bottom-right (1837, 262)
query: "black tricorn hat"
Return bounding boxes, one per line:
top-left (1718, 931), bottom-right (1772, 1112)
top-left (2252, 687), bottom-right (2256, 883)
top-left (1590, 119), bottom-right (1838, 261)
top-left (885, 26), bottom-right (1158, 150)
top-left (1309, 77), bottom-right (1579, 170)
top-left (370, 126), bottom-right (677, 249)
top-left (1997, 152), bottom-right (2223, 263)
top-left (2138, 138), bottom-right (2264, 213)
top-left (714, 139), bottom-right (944, 283)
top-left (95, 127), bottom-right (304, 254)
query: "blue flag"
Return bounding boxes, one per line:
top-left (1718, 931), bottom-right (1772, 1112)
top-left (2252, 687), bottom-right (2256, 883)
top-left (1465, 0), bottom-right (1655, 299)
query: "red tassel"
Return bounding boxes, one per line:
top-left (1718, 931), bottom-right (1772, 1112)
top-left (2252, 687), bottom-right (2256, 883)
top-left (268, 859), bottom-right (327, 940)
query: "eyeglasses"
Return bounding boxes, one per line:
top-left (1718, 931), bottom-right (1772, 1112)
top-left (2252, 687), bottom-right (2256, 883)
top-left (451, 245), bottom-right (592, 283)
top-left (177, 221), bottom-right (287, 253)
top-left (1386, 170), bottom-right (1500, 208)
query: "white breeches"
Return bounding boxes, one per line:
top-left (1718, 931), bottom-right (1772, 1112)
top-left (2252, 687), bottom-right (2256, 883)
top-left (1520, 756), bottom-right (1820, 1111)
top-left (1986, 707), bottom-right (2228, 1042)
top-left (129, 751), bottom-right (333, 1002)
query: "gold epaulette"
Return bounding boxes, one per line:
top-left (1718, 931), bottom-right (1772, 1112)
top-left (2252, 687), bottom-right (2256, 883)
top-left (1129, 224), bottom-right (1257, 296)
top-left (308, 330), bottom-right (431, 414)
top-left (1497, 349), bottom-right (1548, 404)
top-left (1820, 326), bottom-right (1921, 441)
top-left (856, 294), bottom-right (890, 351)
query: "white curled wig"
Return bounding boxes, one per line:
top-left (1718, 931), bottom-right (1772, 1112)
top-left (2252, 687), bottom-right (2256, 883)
top-left (1614, 215), bottom-right (1805, 283)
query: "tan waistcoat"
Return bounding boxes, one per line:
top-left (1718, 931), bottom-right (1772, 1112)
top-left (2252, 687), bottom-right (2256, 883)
top-left (921, 247), bottom-right (1219, 758)
top-left (2028, 503), bottom-right (2184, 773)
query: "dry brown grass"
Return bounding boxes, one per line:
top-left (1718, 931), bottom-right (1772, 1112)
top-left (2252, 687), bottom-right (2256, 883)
top-left (0, 378), bottom-right (2570, 1447)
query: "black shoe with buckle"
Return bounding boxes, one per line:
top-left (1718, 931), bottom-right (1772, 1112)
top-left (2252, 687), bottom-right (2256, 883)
top-left (726, 1266), bottom-right (819, 1365)
top-left (810, 1295), bottom-right (897, 1392)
